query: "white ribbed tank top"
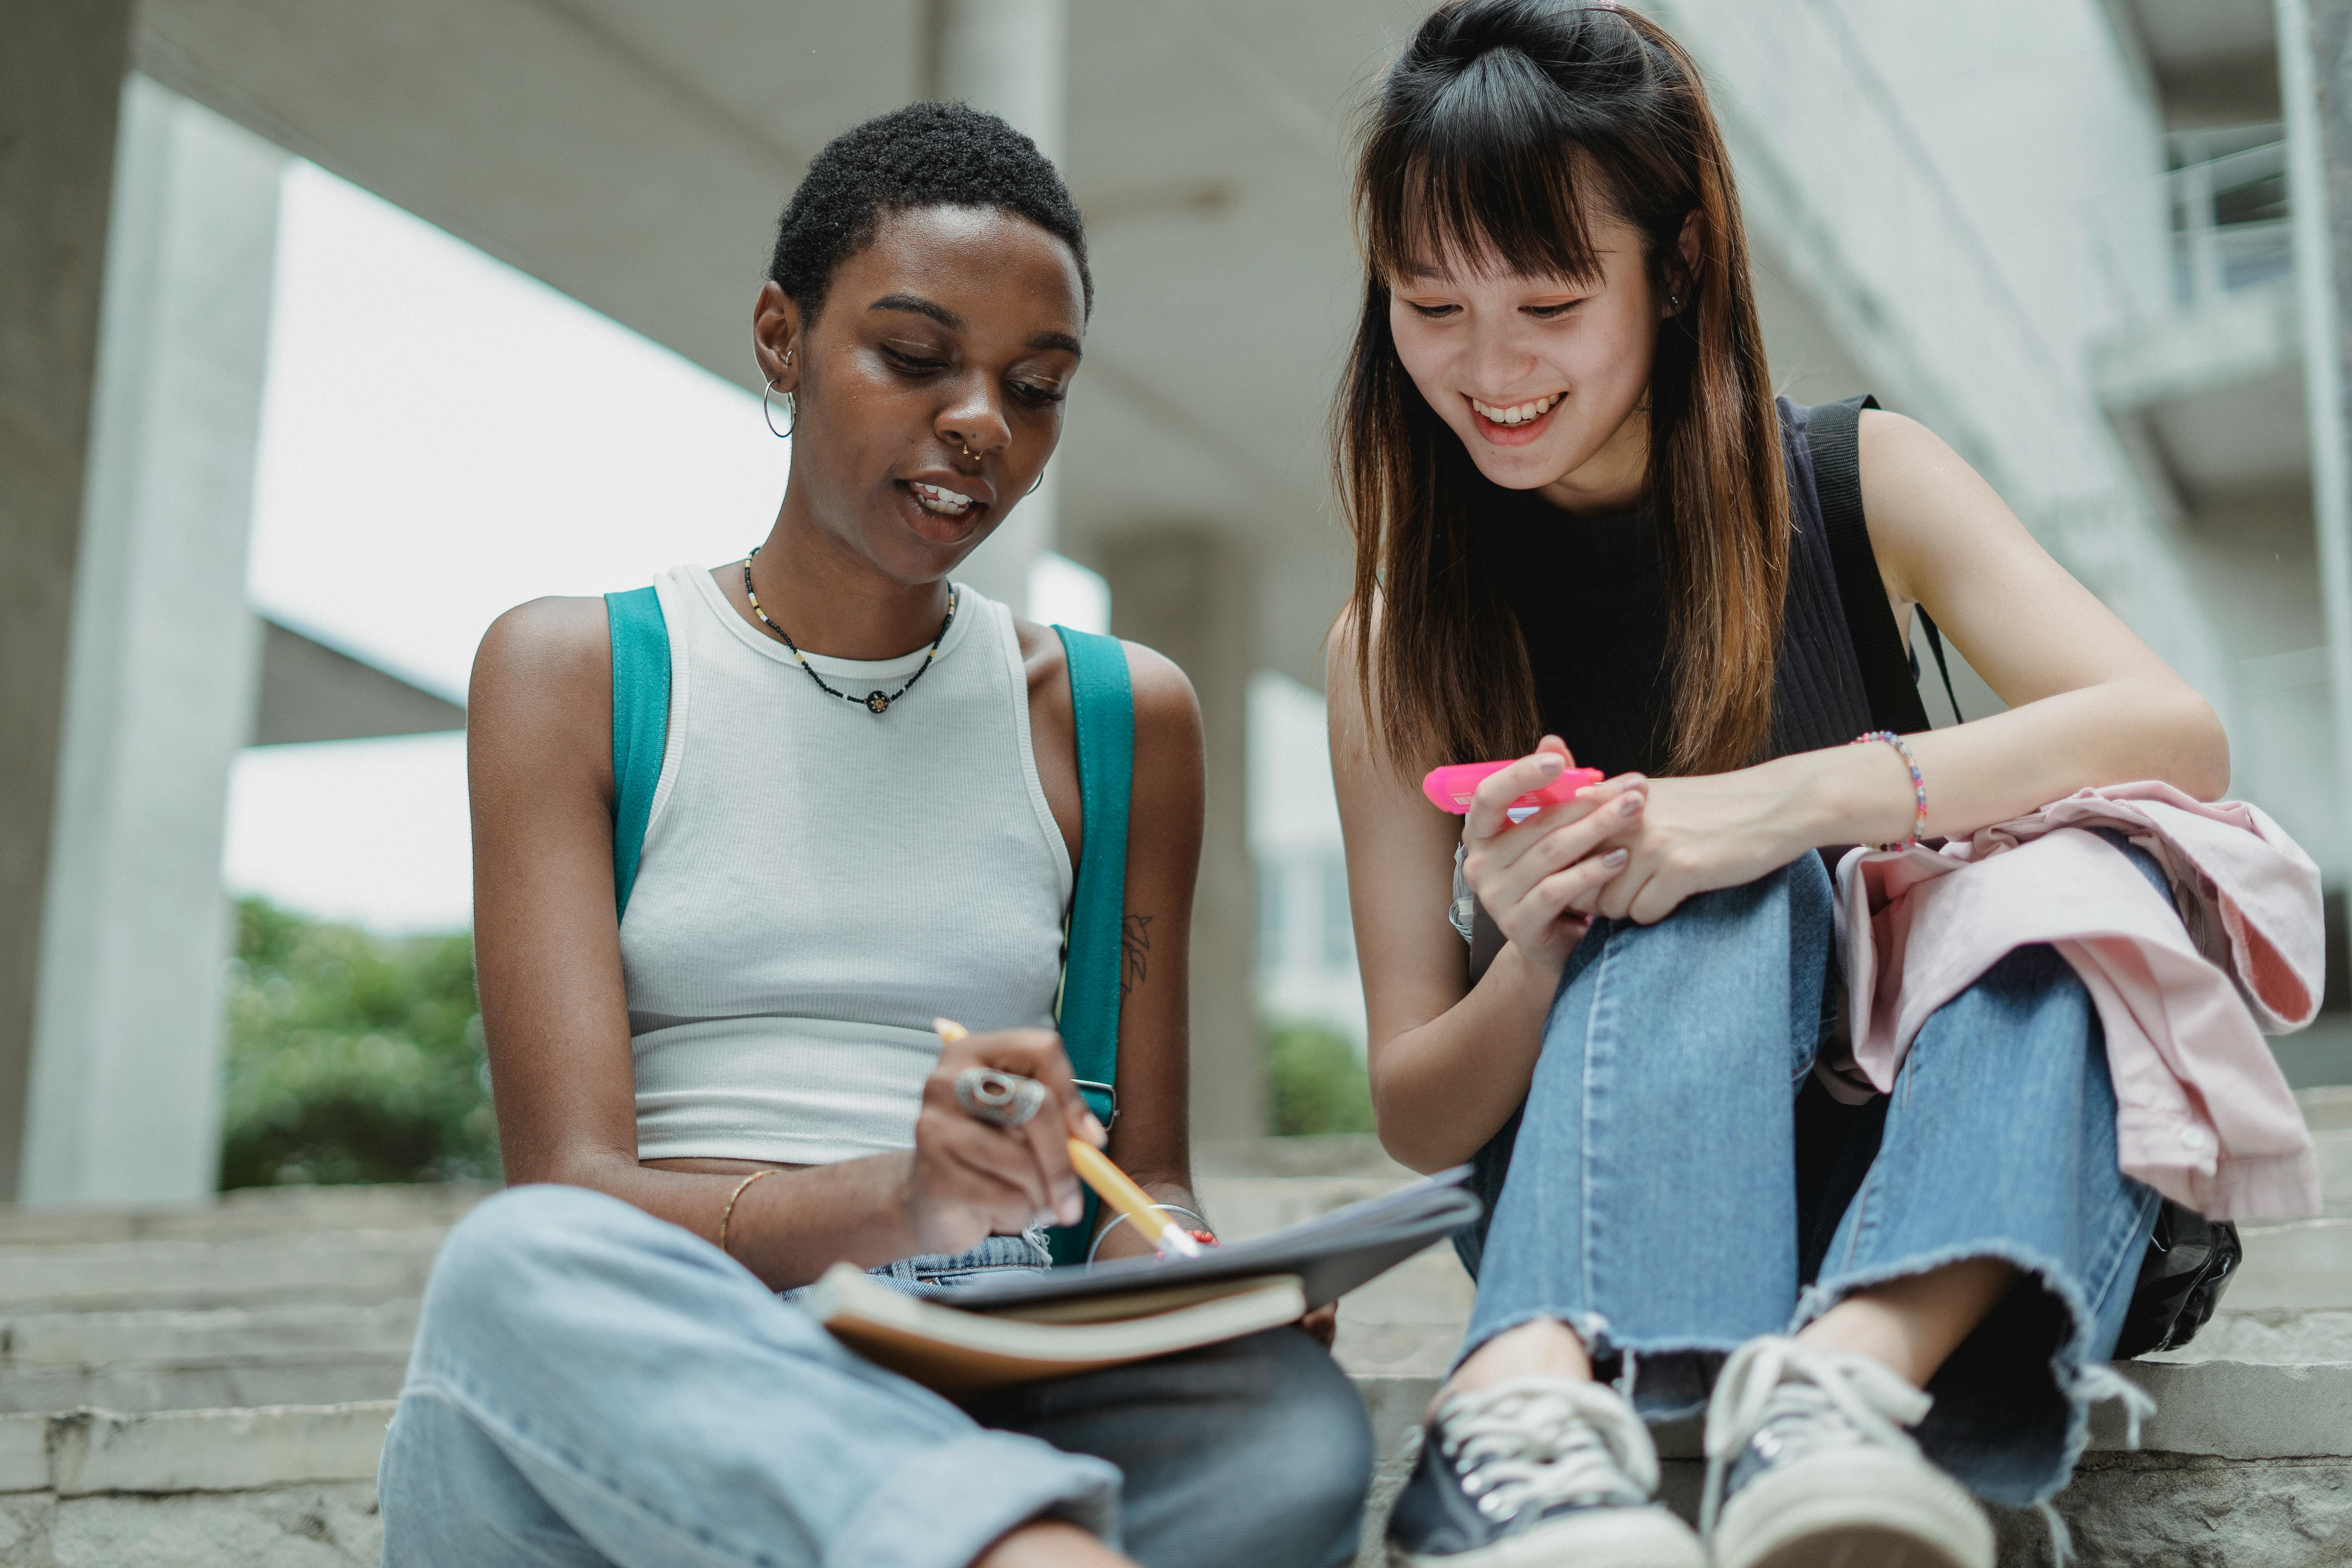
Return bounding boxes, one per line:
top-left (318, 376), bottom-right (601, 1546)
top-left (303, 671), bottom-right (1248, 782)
top-left (621, 564), bottom-right (1073, 1165)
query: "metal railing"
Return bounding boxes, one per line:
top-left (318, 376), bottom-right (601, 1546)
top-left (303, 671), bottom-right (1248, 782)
top-left (2086, 135), bottom-right (2292, 326)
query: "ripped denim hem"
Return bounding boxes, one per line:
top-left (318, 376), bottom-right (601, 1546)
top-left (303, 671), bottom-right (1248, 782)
top-left (1450, 1311), bottom-right (1746, 1425)
top-left (1795, 1231), bottom-right (2154, 1507)
top-left (1451, 1309), bottom-right (1622, 1376)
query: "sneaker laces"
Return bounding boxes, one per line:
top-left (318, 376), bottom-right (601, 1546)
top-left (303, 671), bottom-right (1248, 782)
top-left (1700, 1336), bottom-right (1933, 1536)
top-left (1434, 1376), bottom-right (1659, 1524)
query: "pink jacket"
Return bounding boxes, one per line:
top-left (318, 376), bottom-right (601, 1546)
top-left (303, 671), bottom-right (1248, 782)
top-left (1831, 782), bottom-right (2321, 1221)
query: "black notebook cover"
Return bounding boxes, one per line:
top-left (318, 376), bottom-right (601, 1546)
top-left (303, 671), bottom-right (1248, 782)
top-left (944, 1165), bottom-right (1482, 1315)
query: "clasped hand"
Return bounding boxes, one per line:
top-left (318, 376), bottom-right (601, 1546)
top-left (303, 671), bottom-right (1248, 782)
top-left (1459, 737), bottom-right (1804, 967)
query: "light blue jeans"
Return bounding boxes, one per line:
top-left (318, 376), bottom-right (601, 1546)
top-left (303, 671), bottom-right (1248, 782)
top-left (378, 1185), bottom-right (1372, 1568)
top-left (1455, 844), bottom-right (2164, 1506)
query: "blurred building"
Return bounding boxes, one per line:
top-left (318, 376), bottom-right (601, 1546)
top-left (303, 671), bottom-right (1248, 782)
top-left (1251, 673), bottom-right (1366, 1050)
top-left (6, 0), bottom-right (2352, 1200)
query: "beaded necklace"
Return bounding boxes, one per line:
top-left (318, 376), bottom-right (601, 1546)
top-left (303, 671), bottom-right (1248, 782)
top-left (741, 547), bottom-right (957, 715)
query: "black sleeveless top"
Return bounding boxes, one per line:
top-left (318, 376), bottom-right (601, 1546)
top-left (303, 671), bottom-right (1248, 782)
top-left (1477, 398), bottom-right (1881, 774)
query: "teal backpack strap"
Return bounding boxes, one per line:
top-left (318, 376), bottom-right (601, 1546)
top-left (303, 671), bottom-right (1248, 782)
top-left (605, 585), bottom-right (671, 919)
top-left (1047, 626), bottom-right (1134, 1265)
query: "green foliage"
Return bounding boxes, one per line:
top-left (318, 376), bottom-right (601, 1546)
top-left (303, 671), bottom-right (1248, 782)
top-left (220, 898), bottom-right (496, 1188)
top-left (1265, 1018), bottom-right (1376, 1137)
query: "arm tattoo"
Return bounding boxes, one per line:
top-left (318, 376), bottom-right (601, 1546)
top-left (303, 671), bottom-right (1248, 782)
top-left (1120, 914), bottom-right (1153, 999)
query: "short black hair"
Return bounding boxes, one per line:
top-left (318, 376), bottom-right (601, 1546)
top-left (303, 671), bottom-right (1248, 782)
top-left (768, 101), bottom-right (1091, 322)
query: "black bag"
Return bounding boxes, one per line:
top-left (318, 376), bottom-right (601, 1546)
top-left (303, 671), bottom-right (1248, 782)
top-left (1807, 394), bottom-right (2239, 1358)
top-left (2112, 1202), bottom-right (2242, 1358)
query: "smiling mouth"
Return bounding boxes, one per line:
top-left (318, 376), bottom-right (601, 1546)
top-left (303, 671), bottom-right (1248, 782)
top-left (1468, 392), bottom-right (1563, 429)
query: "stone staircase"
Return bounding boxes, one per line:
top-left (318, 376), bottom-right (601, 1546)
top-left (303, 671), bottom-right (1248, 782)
top-left (2, 1098), bottom-right (2348, 1566)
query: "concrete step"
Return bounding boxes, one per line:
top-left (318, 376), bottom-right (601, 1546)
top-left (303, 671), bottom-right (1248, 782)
top-left (2154, 1307), bottom-right (2352, 1363)
top-left (0, 1230), bottom-right (448, 1317)
top-left (1350, 1361), bottom-right (2352, 1568)
top-left (2226, 1216), bottom-right (2352, 1310)
top-left (0, 1402), bottom-right (390, 1567)
top-left (2298, 1084), bottom-right (2352, 1132)
top-left (0, 1183), bottom-right (490, 1248)
top-left (0, 1087), bottom-right (2343, 1565)
top-left (1, 1359), bottom-right (2346, 1568)
top-left (0, 1303), bottom-right (417, 1414)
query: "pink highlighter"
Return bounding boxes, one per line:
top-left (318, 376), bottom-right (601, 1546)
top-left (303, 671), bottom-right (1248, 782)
top-left (1423, 759), bottom-right (1607, 817)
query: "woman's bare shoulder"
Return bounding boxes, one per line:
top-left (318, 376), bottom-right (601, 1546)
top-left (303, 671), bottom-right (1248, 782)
top-left (470, 597), bottom-right (613, 778)
top-left (1120, 641), bottom-right (1201, 747)
top-left (473, 597), bottom-right (609, 701)
top-left (1011, 618), bottom-right (1200, 746)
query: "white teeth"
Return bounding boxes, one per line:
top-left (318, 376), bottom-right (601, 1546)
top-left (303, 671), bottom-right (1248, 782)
top-left (1471, 392), bottom-right (1561, 426)
top-left (909, 482), bottom-right (974, 515)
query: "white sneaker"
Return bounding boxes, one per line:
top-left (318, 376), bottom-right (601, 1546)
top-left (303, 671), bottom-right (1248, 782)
top-left (1385, 1376), bottom-right (1705, 1568)
top-left (1702, 1336), bottom-right (1994, 1568)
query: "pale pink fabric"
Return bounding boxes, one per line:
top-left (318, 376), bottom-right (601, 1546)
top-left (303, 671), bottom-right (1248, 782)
top-left (1831, 782), bottom-right (2321, 1221)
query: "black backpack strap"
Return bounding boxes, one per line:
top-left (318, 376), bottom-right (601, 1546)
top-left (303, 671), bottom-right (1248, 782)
top-left (1806, 395), bottom-right (1938, 733)
top-left (1916, 609), bottom-right (1962, 726)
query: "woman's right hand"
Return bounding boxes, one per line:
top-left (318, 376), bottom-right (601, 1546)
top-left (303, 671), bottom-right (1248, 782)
top-left (902, 1028), bottom-right (1107, 1258)
top-left (1459, 737), bottom-right (1648, 974)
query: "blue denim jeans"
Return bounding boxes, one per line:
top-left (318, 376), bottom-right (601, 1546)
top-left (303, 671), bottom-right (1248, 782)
top-left (1455, 845), bottom-right (2163, 1507)
top-left (379, 1185), bottom-right (1372, 1568)
top-left (806, 1229), bottom-right (1053, 1299)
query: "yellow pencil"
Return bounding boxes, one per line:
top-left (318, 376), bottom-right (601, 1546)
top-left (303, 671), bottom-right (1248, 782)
top-left (1066, 1138), bottom-right (1205, 1257)
top-left (934, 1018), bottom-right (1205, 1259)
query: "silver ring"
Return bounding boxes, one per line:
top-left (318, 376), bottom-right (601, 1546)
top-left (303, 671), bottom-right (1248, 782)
top-left (954, 1067), bottom-right (1047, 1129)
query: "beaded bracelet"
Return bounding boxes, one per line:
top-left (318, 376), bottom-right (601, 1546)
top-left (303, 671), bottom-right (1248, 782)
top-left (1850, 730), bottom-right (1927, 851)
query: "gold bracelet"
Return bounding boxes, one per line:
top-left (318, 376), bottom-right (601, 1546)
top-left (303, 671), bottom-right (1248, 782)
top-left (716, 1169), bottom-right (777, 1258)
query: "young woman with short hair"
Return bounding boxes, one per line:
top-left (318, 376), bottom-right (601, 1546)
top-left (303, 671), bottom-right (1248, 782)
top-left (378, 103), bottom-right (1371, 1568)
top-left (1327, 5), bottom-right (2226, 1566)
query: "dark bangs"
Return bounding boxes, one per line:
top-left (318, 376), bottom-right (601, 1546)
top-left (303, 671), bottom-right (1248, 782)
top-left (1361, 34), bottom-right (1646, 287)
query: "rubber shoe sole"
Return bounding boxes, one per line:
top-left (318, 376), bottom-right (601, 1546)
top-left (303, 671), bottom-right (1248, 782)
top-left (1710, 1448), bottom-right (1994, 1568)
top-left (1389, 1503), bottom-right (1707, 1568)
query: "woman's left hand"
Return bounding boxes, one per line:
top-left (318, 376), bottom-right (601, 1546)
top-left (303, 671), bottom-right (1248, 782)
top-left (1578, 768), bottom-right (1810, 925)
top-left (1299, 1303), bottom-right (1339, 1350)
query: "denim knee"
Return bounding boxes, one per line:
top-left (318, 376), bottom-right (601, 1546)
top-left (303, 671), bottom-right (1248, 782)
top-left (1203, 1330), bottom-right (1374, 1567)
top-left (1241, 1331), bottom-right (1374, 1503)
top-left (411, 1183), bottom-right (707, 1378)
top-left (423, 1185), bottom-right (646, 1314)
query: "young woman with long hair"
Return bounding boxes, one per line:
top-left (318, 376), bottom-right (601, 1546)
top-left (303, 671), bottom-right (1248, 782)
top-left (377, 104), bottom-right (1371, 1568)
top-left (1328, 5), bottom-right (2228, 1566)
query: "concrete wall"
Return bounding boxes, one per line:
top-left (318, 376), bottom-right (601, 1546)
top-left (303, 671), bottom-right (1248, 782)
top-left (1828, 0), bottom-right (2171, 387)
top-left (20, 81), bottom-right (286, 1204)
top-left (0, 0), bottom-right (138, 1203)
top-left (1105, 530), bottom-right (1267, 1141)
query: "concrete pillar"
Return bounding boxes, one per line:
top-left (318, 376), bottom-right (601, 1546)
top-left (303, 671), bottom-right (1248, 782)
top-left (2281, 0), bottom-right (2352, 836)
top-left (924, 0), bottom-right (1069, 614)
top-left (18, 80), bottom-right (287, 1203)
top-left (1103, 529), bottom-right (1266, 1142)
top-left (0, 1), bottom-right (138, 1203)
